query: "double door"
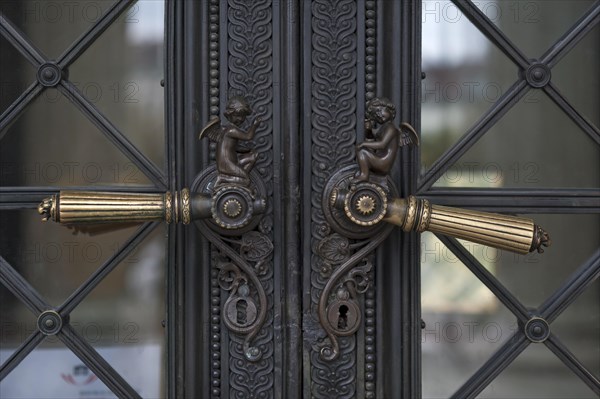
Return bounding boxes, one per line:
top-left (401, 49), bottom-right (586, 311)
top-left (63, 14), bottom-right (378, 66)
top-left (1, 1), bottom-right (599, 398)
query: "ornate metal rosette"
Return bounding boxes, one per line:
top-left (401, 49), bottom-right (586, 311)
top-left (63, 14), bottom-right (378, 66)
top-left (191, 165), bottom-right (267, 236)
top-left (211, 186), bottom-right (254, 230)
top-left (323, 165), bottom-right (397, 239)
top-left (343, 182), bottom-right (388, 227)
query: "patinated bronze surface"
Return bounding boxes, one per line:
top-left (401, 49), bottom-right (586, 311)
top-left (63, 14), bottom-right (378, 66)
top-left (37, 95), bottom-right (550, 370)
top-left (317, 99), bottom-right (551, 361)
top-left (199, 96), bottom-right (262, 188)
top-left (323, 99), bottom-right (551, 253)
top-left (37, 97), bottom-right (273, 363)
top-left (354, 97), bottom-right (419, 182)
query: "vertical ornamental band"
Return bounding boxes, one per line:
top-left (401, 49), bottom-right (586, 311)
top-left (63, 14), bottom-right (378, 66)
top-left (38, 190), bottom-right (191, 224)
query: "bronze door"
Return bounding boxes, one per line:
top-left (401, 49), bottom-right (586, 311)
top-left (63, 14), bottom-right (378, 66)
top-left (1, 1), bottom-right (599, 398)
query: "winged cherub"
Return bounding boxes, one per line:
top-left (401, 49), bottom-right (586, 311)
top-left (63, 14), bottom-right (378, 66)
top-left (353, 97), bottom-right (419, 182)
top-left (199, 96), bottom-right (262, 187)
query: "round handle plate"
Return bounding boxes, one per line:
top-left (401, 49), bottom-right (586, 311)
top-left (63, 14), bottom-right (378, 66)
top-left (322, 165), bottom-right (398, 239)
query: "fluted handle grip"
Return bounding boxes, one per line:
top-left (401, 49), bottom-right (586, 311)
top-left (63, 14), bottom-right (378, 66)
top-left (38, 188), bottom-right (266, 230)
top-left (384, 196), bottom-right (550, 254)
top-left (329, 180), bottom-right (550, 255)
top-left (39, 190), bottom-right (193, 225)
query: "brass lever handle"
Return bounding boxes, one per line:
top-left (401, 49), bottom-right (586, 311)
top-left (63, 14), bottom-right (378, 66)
top-left (38, 190), bottom-right (189, 224)
top-left (36, 96), bottom-right (272, 362)
top-left (323, 97), bottom-right (550, 254)
top-left (316, 97), bottom-right (550, 362)
top-left (38, 187), bottom-right (266, 228)
top-left (330, 184), bottom-right (549, 254)
top-left (318, 176), bottom-right (550, 362)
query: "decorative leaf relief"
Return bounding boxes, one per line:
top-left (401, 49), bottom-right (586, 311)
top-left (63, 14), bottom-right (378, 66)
top-left (241, 231), bottom-right (274, 264)
top-left (317, 233), bottom-right (351, 264)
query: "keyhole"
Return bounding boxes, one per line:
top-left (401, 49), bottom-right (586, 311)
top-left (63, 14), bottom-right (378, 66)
top-left (337, 304), bottom-right (349, 330)
top-left (236, 299), bottom-right (248, 325)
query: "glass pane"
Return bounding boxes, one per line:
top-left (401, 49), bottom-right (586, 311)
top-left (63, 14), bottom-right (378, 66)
top-left (421, 0), bottom-right (519, 170)
top-left (0, 209), bottom-right (142, 306)
top-left (488, 214), bottom-right (599, 310)
top-left (432, 94), bottom-right (600, 188)
top-left (0, 0), bottom-right (118, 59)
top-left (479, 343), bottom-right (598, 398)
top-left (0, 35), bottom-right (37, 114)
top-left (0, 343), bottom-right (116, 398)
top-left (0, 282), bottom-right (37, 359)
top-left (69, 223), bottom-right (166, 396)
top-left (552, 279), bottom-right (600, 378)
top-left (473, 0), bottom-right (597, 58)
top-left (69, 0), bottom-right (166, 170)
top-left (0, 92), bottom-right (152, 187)
top-left (421, 233), bottom-right (518, 397)
top-left (553, 24), bottom-right (600, 129)
top-left (422, 233), bottom-right (502, 313)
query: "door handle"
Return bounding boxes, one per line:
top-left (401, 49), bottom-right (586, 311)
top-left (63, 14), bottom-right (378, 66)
top-left (37, 96), bottom-right (273, 362)
top-left (326, 178), bottom-right (549, 255)
top-left (323, 97), bottom-right (550, 255)
top-left (38, 186), bottom-right (266, 229)
top-left (316, 98), bottom-right (550, 361)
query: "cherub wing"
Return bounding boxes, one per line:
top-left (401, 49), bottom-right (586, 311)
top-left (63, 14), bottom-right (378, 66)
top-left (398, 122), bottom-right (420, 147)
top-left (199, 117), bottom-right (223, 142)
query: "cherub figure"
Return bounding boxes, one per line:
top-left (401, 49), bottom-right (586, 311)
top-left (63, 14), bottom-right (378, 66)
top-left (353, 97), bottom-right (419, 182)
top-left (200, 96), bottom-right (262, 188)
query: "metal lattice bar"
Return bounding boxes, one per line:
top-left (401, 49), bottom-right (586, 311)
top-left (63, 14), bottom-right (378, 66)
top-left (0, 82), bottom-right (43, 137)
top-left (440, 239), bottom-right (600, 399)
top-left (0, 256), bottom-right (49, 382)
top-left (421, 1), bottom-right (600, 397)
top-left (539, 249), bottom-right (600, 323)
top-left (0, 331), bottom-right (45, 381)
top-left (58, 222), bottom-right (157, 316)
top-left (451, 333), bottom-right (530, 399)
top-left (58, 324), bottom-right (141, 399)
top-left (544, 82), bottom-right (600, 145)
top-left (57, 80), bottom-right (167, 189)
top-left (0, 12), bottom-right (46, 66)
top-left (421, 189), bottom-right (600, 213)
top-left (545, 334), bottom-right (600, 395)
top-left (419, 80), bottom-right (530, 191)
top-left (0, 1), bottom-right (165, 396)
top-left (0, 256), bottom-right (48, 314)
top-left (452, 0), bottom-right (529, 69)
top-left (57, 0), bottom-right (136, 69)
top-left (436, 235), bottom-right (531, 322)
top-left (540, 1), bottom-right (600, 69)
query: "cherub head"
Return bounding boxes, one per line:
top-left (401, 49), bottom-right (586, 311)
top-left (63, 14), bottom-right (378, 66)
top-left (224, 96), bottom-right (253, 126)
top-left (366, 97), bottom-right (396, 124)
